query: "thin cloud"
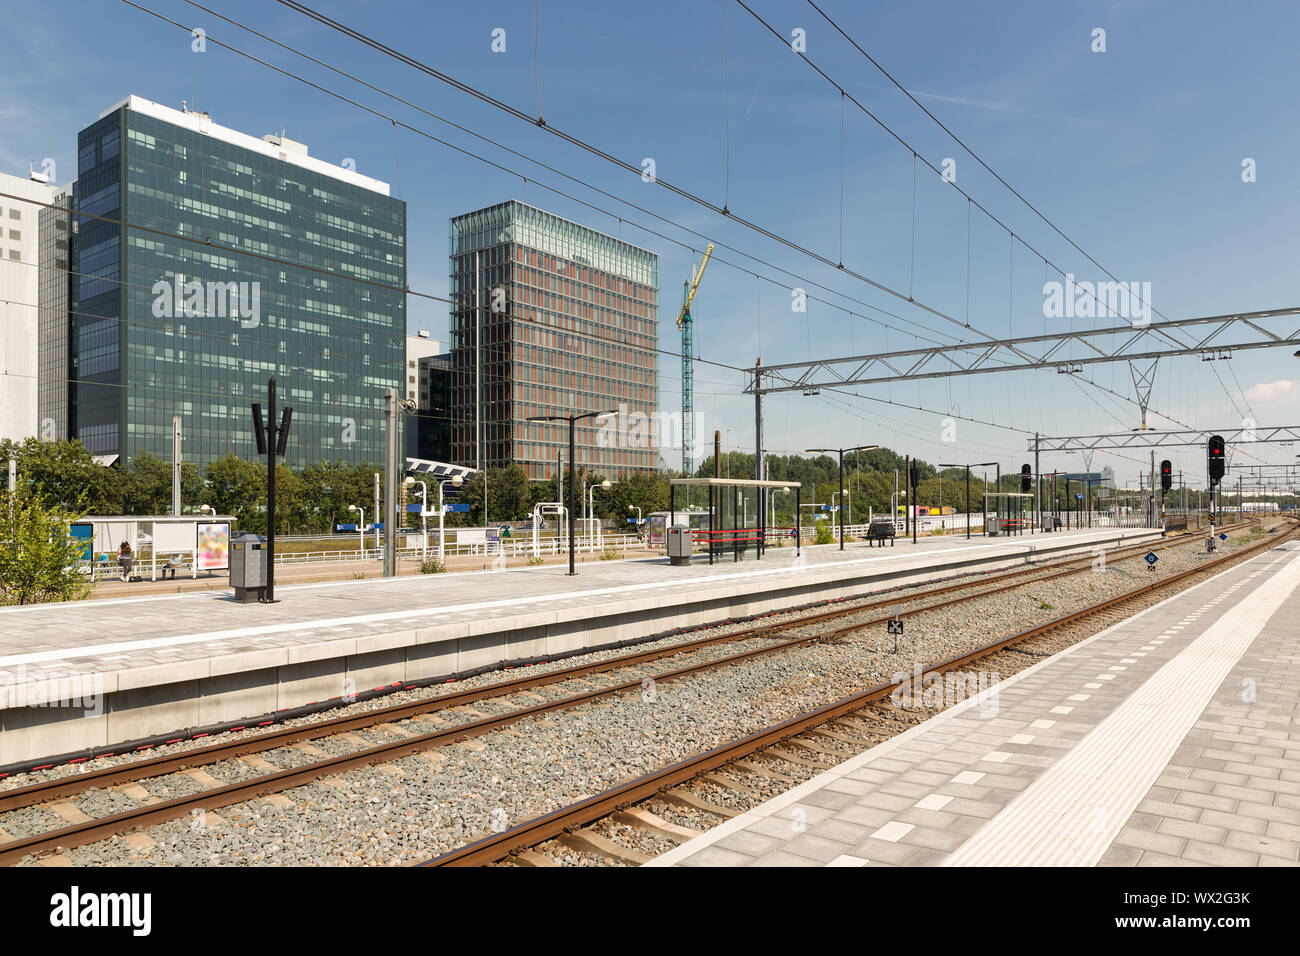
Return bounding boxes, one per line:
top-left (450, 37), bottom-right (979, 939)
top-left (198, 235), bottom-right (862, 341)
top-left (1243, 380), bottom-right (1297, 406)
top-left (906, 89), bottom-right (1121, 130)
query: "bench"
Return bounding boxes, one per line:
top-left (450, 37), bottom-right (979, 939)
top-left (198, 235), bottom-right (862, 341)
top-left (865, 521), bottom-right (896, 547)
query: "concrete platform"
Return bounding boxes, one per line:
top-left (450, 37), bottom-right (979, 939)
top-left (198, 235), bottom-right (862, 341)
top-left (0, 526), bottom-right (1159, 767)
top-left (650, 538), bottom-right (1300, 867)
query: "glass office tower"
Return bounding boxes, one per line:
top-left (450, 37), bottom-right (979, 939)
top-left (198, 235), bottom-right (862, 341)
top-left (449, 201), bottom-right (659, 479)
top-left (69, 96), bottom-right (406, 468)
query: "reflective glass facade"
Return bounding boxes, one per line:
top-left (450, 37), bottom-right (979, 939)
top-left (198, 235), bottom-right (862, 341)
top-left (449, 201), bottom-right (659, 479)
top-left (37, 189), bottom-right (73, 441)
top-left (69, 101), bottom-right (406, 468)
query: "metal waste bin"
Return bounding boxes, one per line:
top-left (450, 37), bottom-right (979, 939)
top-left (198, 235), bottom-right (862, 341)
top-left (230, 532), bottom-right (267, 603)
top-left (987, 516), bottom-right (1001, 537)
top-left (667, 524), bottom-right (693, 566)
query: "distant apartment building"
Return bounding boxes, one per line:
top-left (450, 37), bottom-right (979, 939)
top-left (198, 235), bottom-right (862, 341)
top-left (0, 170), bottom-right (62, 442)
top-left (65, 95), bottom-right (406, 468)
top-left (448, 200), bottom-right (658, 479)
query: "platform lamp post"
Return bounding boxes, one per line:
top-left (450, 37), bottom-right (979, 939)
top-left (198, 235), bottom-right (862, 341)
top-left (587, 478), bottom-right (612, 551)
top-left (403, 477), bottom-right (428, 558)
top-left (938, 462), bottom-right (998, 540)
top-left (438, 474), bottom-right (464, 562)
top-left (347, 505), bottom-right (365, 556)
top-left (807, 445), bottom-right (878, 550)
top-left (528, 409), bottom-right (617, 575)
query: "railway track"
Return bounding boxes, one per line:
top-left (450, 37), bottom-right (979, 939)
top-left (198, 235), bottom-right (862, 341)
top-left (422, 518), bottom-right (1294, 867)
top-left (0, 521), bottom-right (1259, 865)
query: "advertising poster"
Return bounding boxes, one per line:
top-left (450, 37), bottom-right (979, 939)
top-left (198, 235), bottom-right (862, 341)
top-left (70, 523), bottom-right (93, 566)
top-left (196, 522), bottom-right (230, 571)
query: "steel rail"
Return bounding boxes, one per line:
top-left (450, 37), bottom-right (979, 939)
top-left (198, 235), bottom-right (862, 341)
top-left (423, 522), bottom-right (1294, 866)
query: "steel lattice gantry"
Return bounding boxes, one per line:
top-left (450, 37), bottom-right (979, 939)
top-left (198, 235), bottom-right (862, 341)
top-left (1030, 425), bottom-right (1300, 453)
top-left (745, 307), bottom-right (1300, 394)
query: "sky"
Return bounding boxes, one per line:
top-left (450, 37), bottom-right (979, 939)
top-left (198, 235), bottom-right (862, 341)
top-left (3, 0), bottom-right (1298, 491)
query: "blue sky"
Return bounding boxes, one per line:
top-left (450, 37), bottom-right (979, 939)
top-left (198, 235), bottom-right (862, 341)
top-left (3, 0), bottom-right (1298, 488)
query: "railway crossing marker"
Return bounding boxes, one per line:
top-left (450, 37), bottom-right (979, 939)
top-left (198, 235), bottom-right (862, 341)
top-left (888, 605), bottom-right (903, 652)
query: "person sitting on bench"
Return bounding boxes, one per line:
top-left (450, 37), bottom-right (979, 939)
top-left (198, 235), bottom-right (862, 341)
top-left (117, 540), bottom-right (134, 581)
top-left (162, 553), bottom-right (184, 580)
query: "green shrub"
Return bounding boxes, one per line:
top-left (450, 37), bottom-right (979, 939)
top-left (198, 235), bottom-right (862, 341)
top-left (419, 557), bottom-right (447, 574)
top-left (527, 555), bottom-right (545, 566)
top-left (600, 547), bottom-right (620, 560)
top-left (814, 523), bottom-right (835, 545)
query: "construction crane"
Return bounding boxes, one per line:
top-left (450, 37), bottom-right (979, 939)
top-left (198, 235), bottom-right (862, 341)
top-left (676, 242), bottom-right (714, 475)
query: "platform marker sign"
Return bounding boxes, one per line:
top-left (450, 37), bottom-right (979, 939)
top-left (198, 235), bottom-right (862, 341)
top-left (1144, 551), bottom-right (1159, 571)
top-left (1219, 533), bottom-right (1228, 541)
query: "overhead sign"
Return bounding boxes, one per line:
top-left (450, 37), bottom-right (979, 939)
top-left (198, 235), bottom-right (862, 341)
top-left (445, 503), bottom-right (471, 513)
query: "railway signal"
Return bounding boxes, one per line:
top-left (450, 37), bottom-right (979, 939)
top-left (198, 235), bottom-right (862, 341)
top-left (1020, 464), bottom-right (1032, 493)
top-left (1206, 436), bottom-right (1225, 554)
top-left (1208, 435), bottom-right (1225, 486)
top-left (1160, 459), bottom-right (1172, 492)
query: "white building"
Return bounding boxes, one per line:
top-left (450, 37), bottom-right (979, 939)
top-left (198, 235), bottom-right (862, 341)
top-left (405, 330), bottom-right (441, 406)
top-left (0, 169), bottom-right (60, 442)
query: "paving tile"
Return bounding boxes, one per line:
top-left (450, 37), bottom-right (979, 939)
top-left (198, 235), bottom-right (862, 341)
top-left (781, 833), bottom-right (855, 864)
top-left (679, 845), bottom-right (755, 867)
top-left (1180, 840), bottom-right (1259, 866)
top-left (1113, 828), bottom-right (1188, 856)
top-left (1097, 843), bottom-right (1143, 867)
top-left (716, 829), bottom-right (783, 857)
top-left (1154, 817), bottom-right (1229, 845)
top-left (1222, 830), bottom-right (1300, 862)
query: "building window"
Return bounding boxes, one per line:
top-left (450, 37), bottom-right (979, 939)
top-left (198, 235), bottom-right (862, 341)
top-left (8, 209), bottom-right (19, 220)
top-left (7, 230), bottom-right (18, 241)
top-left (7, 249), bottom-right (19, 261)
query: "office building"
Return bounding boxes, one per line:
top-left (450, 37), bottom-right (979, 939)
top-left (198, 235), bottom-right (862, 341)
top-left (448, 200), bottom-right (658, 479)
top-left (0, 170), bottom-right (61, 442)
top-left (67, 95), bottom-right (405, 468)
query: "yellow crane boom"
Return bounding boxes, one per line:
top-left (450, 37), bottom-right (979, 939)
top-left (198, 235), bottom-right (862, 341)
top-left (676, 242), bottom-right (714, 329)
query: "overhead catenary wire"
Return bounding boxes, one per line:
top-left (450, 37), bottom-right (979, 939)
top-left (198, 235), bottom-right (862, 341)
top-left (112, 1), bottom-right (1273, 467)
top-left (141, 0), bottom-right (970, 351)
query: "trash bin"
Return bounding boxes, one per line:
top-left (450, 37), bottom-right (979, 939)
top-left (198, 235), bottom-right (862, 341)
top-left (667, 525), bottom-right (693, 566)
top-left (987, 516), bottom-right (1001, 537)
top-left (230, 532), bottom-right (267, 603)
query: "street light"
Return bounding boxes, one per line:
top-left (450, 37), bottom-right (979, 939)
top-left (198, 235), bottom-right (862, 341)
top-left (347, 504), bottom-right (365, 556)
top-left (806, 445), bottom-right (878, 550)
top-left (403, 477), bottom-right (428, 558)
top-left (938, 462), bottom-right (999, 540)
top-left (527, 409), bottom-right (617, 575)
top-left (586, 478), bottom-right (612, 551)
top-left (769, 486), bottom-right (790, 532)
top-left (437, 474), bottom-right (464, 561)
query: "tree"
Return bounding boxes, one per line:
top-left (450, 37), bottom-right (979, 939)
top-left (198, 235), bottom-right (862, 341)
top-left (0, 486), bottom-right (94, 605)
